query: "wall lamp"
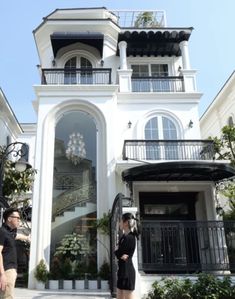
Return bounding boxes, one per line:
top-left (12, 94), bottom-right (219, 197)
top-left (52, 59), bottom-right (56, 67)
top-left (216, 206), bottom-right (223, 216)
top-left (100, 59), bottom-right (104, 67)
top-left (188, 120), bottom-right (193, 128)
top-left (0, 142), bottom-right (32, 209)
top-left (128, 121), bottom-right (132, 129)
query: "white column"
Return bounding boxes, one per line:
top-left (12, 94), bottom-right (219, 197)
top-left (179, 40), bottom-right (191, 70)
top-left (118, 41), bottom-right (128, 70)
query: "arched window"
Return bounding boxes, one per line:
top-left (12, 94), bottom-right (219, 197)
top-left (64, 56), bottom-right (92, 84)
top-left (145, 115), bottom-right (178, 160)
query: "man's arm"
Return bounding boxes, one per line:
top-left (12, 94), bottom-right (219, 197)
top-left (0, 245), bottom-right (6, 291)
top-left (15, 233), bottom-right (30, 242)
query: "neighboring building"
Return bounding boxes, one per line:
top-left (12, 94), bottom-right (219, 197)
top-left (1, 7), bottom-right (235, 297)
top-left (200, 71), bottom-right (235, 139)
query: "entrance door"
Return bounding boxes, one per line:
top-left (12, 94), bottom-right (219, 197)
top-left (139, 192), bottom-right (200, 273)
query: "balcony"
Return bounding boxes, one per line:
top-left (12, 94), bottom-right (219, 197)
top-left (41, 68), bottom-right (112, 85)
top-left (132, 76), bottom-right (184, 92)
top-left (140, 220), bottom-right (235, 273)
top-left (112, 10), bottom-right (166, 28)
top-left (123, 140), bottom-right (215, 161)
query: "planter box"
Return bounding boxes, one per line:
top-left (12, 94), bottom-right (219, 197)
top-left (63, 280), bottom-right (73, 289)
top-left (75, 280), bottom-right (84, 289)
top-left (101, 280), bottom-right (109, 290)
top-left (49, 280), bottom-right (59, 290)
top-left (88, 280), bottom-right (97, 289)
top-left (35, 281), bottom-right (45, 290)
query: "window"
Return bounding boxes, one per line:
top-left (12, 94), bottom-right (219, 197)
top-left (228, 116), bottom-right (234, 127)
top-left (132, 64), bottom-right (169, 91)
top-left (64, 56), bottom-right (92, 84)
top-left (145, 116), bottom-right (178, 160)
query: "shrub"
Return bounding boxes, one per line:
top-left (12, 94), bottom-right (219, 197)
top-left (34, 259), bottom-right (49, 283)
top-left (144, 273), bottom-right (235, 299)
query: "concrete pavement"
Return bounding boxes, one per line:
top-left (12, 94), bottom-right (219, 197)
top-left (15, 288), bottom-right (111, 299)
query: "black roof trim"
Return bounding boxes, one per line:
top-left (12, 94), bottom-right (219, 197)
top-left (122, 161), bottom-right (235, 183)
top-left (117, 30), bottom-right (191, 57)
top-left (50, 32), bottom-right (104, 57)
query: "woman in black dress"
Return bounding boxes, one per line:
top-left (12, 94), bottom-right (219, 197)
top-left (115, 213), bottom-right (139, 299)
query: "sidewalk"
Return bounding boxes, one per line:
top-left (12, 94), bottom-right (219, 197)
top-left (15, 288), bottom-right (112, 299)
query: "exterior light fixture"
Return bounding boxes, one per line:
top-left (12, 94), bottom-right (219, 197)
top-left (0, 142), bottom-right (32, 209)
top-left (188, 120), bottom-right (193, 128)
top-left (128, 121), bottom-right (132, 129)
top-left (216, 206), bottom-right (223, 216)
top-left (122, 196), bottom-right (133, 207)
top-left (52, 59), bottom-right (56, 67)
top-left (100, 59), bottom-right (104, 67)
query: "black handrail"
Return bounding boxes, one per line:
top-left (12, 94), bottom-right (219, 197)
top-left (41, 68), bottom-right (112, 85)
top-left (123, 139), bottom-right (215, 161)
top-left (140, 220), bottom-right (235, 273)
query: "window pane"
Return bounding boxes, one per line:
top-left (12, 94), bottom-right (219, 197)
top-left (81, 57), bottom-right (92, 84)
top-left (132, 65), bottom-right (149, 77)
top-left (51, 111), bottom-right (97, 279)
top-left (151, 64), bottom-right (168, 77)
top-left (64, 57), bottom-right (77, 84)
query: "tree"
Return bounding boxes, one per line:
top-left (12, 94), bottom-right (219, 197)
top-left (134, 12), bottom-right (160, 28)
top-left (210, 125), bottom-right (235, 218)
top-left (0, 145), bottom-right (37, 225)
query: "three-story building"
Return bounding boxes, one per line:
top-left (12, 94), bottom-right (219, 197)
top-left (26, 7), bottom-right (235, 295)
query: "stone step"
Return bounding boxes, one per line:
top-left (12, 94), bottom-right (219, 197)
top-left (15, 288), bottom-right (112, 299)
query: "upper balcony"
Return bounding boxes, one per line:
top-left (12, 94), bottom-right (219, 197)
top-left (111, 10), bottom-right (167, 28)
top-left (122, 140), bottom-right (215, 162)
top-left (40, 68), bottom-right (185, 93)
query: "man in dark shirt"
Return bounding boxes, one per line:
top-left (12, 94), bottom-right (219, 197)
top-left (0, 208), bottom-right (30, 299)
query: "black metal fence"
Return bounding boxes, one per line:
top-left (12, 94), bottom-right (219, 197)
top-left (139, 220), bottom-right (235, 273)
top-left (131, 76), bottom-right (184, 92)
top-left (41, 68), bottom-right (112, 85)
top-left (123, 140), bottom-right (215, 161)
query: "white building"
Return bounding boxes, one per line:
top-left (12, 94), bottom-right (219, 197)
top-left (200, 71), bottom-right (235, 139)
top-left (1, 7), bottom-right (235, 297)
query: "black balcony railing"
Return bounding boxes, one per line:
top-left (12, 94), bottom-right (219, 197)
top-left (41, 68), bottom-right (112, 85)
top-left (140, 220), bottom-right (235, 273)
top-left (132, 76), bottom-right (184, 92)
top-left (123, 140), bottom-right (215, 161)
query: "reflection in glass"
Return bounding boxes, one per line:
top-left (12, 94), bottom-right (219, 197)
top-left (50, 111), bottom-right (97, 279)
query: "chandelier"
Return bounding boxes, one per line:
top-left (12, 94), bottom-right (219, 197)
top-left (66, 132), bottom-right (86, 165)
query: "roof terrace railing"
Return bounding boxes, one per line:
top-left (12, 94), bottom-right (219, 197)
top-left (111, 10), bottom-right (167, 28)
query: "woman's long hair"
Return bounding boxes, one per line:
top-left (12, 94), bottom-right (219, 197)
top-left (122, 212), bottom-right (140, 239)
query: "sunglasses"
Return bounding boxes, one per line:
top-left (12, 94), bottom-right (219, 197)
top-left (10, 215), bottom-right (20, 220)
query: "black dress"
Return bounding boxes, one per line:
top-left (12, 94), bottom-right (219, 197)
top-left (115, 232), bottom-right (136, 291)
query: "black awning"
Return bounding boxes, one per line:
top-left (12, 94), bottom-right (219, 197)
top-left (122, 161), bottom-right (235, 183)
top-left (117, 30), bottom-right (191, 57)
top-left (51, 32), bottom-right (104, 57)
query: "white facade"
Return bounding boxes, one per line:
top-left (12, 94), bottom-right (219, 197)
top-left (1, 7), bottom-right (235, 297)
top-left (200, 71), bottom-right (235, 139)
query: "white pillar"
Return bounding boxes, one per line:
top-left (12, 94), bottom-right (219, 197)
top-left (179, 40), bottom-right (191, 70)
top-left (118, 41), bottom-right (128, 70)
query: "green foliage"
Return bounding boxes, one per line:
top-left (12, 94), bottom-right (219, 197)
top-left (210, 125), bottom-right (235, 164)
top-left (209, 125), bottom-right (235, 219)
top-left (98, 261), bottom-right (110, 280)
top-left (95, 212), bottom-right (111, 235)
top-left (134, 12), bottom-right (160, 28)
top-left (144, 273), bottom-right (235, 299)
top-left (34, 259), bottom-right (49, 283)
top-left (54, 232), bottom-right (89, 260)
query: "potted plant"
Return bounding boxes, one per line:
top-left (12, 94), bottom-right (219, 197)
top-left (34, 259), bottom-right (49, 289)
top-left (98, 261), bottom-right (110, 290)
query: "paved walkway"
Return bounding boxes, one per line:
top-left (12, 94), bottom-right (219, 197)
top-left (15, 288), bottom-right (111, 299)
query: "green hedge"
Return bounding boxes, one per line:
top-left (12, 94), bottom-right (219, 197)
top-left (144, 273), bottom-right (235, 299)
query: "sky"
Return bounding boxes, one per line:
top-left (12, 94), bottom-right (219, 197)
top-left (0, 0), bottom-right (235, 123)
